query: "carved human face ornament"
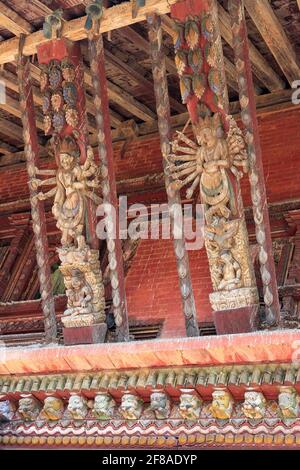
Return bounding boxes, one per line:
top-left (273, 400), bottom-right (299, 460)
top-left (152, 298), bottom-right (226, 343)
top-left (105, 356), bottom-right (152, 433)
top-left (41, 396), bottom-right (64, 421)
top-left (278, 387), bottom-right (299, 419)
top-left (178, 393), bottom-right (201, 420)
top-left (242, 391), bottom-right (266, 420)
top-left (60, 152), bottom-right (75, 171)
top-left (119, 394), bottom-right (143, 420)
top-left (210, 390), bottom-right (233, 419)
top-left (0, 400), bottom-right (16, 421)
top-left (150, 392), bottom-right (171, 419)
top-left (67, 395), bottom-right (88, 420)
top-left (93, 393), bottom-right (116, 420)
top-left (18, 397), bottom-right (41, 421)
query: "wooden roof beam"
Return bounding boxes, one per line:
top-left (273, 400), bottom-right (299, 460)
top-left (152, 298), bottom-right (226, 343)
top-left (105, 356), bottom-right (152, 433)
top-left (0, 118), bottom-right (24, 143)
top-left (0, 1), bottom-right (33, 36)
top-left (0, 0), bottom-right (177, 65)
top-left (244, 0), bottom-right (300, 86)
top-left (0, 94), bottom-right (44, 131)
top-left (218, 3), bottom-right (285, 92)
top-left (83, 65), bottom-right (156, 122)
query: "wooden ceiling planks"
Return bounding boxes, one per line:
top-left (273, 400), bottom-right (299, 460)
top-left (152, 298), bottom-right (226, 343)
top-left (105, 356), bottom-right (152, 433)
top-left (0, 1), bottom-right (33, 36)
top-left (0, 0), bottom-right (297, 152)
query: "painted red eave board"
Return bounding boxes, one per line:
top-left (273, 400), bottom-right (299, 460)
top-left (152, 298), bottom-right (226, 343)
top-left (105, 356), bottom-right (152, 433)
top-left (0, 329), bottom-right (299, 376)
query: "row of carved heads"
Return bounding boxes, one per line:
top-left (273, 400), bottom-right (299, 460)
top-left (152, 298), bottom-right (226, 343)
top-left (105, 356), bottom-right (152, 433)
top-left (1, 388), bottom-right (299, 422)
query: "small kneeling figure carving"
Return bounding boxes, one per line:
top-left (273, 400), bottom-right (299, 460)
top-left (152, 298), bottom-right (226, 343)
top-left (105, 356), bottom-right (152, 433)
top-left (64, 269), bottom-right (93, 317)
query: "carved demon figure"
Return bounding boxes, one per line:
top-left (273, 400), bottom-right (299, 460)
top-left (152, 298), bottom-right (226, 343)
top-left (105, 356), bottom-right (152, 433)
top-left (18, 397), bottom-right (42, 421)
top-left (41, 396), bottom-right (65, 421)
top-left (178, 393), bottom-right (202, 420)
top-left (0, 400), bottom-right (16, 421)
top-left (242, 391), bottom-right (266, 420)
top-left (210, 390), bottom-right (233, 419)
top-left (67, 395), bottom-right (89, 420)
top-left (278, 387), bottom-right (299, 420)
top-left (93, 393), bottom-right (116, 420)
top-left (150, 392), bottom-right (171, 420)
top-left (119, 393), bottom-right (143, 420)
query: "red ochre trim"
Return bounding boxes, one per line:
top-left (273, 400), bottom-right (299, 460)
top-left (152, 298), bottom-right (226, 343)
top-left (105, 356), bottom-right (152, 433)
top-left (0, 329), bottom-right (299, 376)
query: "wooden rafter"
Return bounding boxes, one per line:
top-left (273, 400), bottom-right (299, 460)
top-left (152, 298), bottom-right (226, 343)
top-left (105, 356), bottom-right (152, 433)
top-left (118, 26), bottom-right (177, 75)
top-left (298, 0), bottom-right (300, 11)
top-left (0, 118), bottom-right (24, 142)
top-left (0, 94), bottom-right (44, 130)
top-left (103, 47), bottom-right (185, 114)
top-left (244, 0), bottom-right (300, 86)
top-left (0, 0), bottom-right (177, 65)
top-left (0, 1), bottom-right (33, 36)
top-left (217, 3), bottom-right (285, 92)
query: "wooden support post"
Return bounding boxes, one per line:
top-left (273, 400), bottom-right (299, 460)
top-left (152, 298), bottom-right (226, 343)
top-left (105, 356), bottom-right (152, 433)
top-left (147, 14), bottom-right (199, 337)
top-left (17, 36), bottom-right (57, 343)
top-left (229, 0), bottom-right (281, 326)
top-left (88, 33), bottom-right (129, 342)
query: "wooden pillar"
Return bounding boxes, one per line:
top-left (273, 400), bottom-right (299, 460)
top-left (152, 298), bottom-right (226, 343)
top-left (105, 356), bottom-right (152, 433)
top-left (229, 0), bottom-right (281, 326)
top-left (168, 0), bottom-right (259, 334)
top-left (17, 36), bottom-right (57, 343)
top-left (87, 33), bottom-right (129, 342)
top-left (147, 14), bottom-right (199, 337)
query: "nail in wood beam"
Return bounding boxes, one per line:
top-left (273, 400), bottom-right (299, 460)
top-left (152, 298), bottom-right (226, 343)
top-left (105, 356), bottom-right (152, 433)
top-left (229, 0), bottom-right (281, 326)
top-left (17, 36), bottom-right (57, 342)
top-left (147, 14), bottom-right (199, 337)
top-left (88, 33), bottom-right (129, 342)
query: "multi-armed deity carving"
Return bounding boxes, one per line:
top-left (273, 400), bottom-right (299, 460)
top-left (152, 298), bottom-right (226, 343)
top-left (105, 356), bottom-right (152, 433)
top-left (168, 3), bottom-right (259, 315)
top-left (167, 114), bottom-right (258, 311)
top-left (31, 136), bottom-right (105, 328)
top-left (35, 38), bottom-right (107, 335)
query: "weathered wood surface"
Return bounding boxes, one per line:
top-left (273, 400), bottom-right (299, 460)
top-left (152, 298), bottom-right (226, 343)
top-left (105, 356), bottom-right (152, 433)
top-left (0, 0), bottom-right (177, 65)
